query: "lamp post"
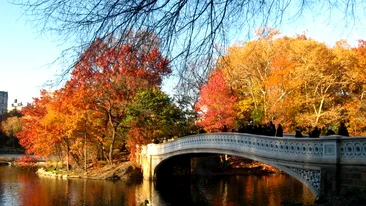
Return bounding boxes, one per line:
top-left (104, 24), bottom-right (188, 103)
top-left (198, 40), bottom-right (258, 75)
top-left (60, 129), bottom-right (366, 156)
top-left (11, 99), bottom-right (23, 111)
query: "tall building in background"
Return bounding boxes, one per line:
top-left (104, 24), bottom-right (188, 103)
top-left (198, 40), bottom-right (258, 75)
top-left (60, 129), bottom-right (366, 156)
top-left (0, 91), bottom-right (8, 115)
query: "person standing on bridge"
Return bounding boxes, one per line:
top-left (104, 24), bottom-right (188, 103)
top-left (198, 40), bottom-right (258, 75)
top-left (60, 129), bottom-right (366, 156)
top-left (276, 124), bottom-right (283, 137)
top-left (238, 123), bottom-right (246, 133)
top-left (326, 126), bottom-right (336, 135)
top-left (337, 122), bottom-right (349, 137)
top-left (221, 125), bottom-right (228, 132)
top-left (295, 127), bottom-right (303, 137)
top-left (309, 126), bottom-right (320, 137)
top-left (267, 121), bottom-right (276, 136)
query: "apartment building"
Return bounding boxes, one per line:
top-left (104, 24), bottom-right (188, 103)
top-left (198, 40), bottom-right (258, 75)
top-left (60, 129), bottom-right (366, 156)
top-left (0, 91), bottom-right (8, 115)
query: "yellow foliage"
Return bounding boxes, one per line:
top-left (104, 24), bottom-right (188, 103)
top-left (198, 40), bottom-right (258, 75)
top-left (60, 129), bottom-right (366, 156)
top-left (205, 31), bottom-right (366, 134)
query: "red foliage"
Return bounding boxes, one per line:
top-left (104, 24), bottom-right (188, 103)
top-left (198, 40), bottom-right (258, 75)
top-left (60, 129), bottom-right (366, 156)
top-left (126, 127), bottom-right (151, 163)
top-left (16, 156), bottom-right (38, 163)
top-left (195, 70), bottom-right (237, 131)
top-left (72, 40), bottom-right (171, 91)
top-left (69, 39), bottom-right (171, 163)
top-left (15, 156), bottom-right (38, 167)
top-left (16, 36), bottom-right (171, 163)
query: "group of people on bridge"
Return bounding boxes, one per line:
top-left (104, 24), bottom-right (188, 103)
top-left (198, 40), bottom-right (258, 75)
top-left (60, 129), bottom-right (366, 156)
top-left (219, 121), bottom-right (350, 138)
top-left (294, 122), bottom-right (349, 137)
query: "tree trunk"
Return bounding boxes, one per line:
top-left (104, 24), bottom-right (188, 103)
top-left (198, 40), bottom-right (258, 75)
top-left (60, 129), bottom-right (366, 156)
top-left (65, 138), bottom-right (70, 171)
top-left (108, 126), bottom-right (117, 165)
top-left (84, 131), bottom-right (87, 172)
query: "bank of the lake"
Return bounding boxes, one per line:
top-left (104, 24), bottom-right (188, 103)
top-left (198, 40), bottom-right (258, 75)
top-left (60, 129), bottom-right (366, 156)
top-left (36, 161), bottom-right (142, 180)
top-left (35, 156), bottom-right (280, 182)
top-left (1, 153), bottom-right (280, 181)
top-left (0, 161), bottom-right (9, 166)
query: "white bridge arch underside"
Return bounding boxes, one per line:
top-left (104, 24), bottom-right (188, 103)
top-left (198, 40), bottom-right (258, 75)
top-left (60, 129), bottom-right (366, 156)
top-left (140, 133), bottom-right (366, 197)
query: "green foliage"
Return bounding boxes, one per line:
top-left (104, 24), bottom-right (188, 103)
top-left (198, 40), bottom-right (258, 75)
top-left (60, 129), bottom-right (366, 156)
top-left (251, 108), bottom-right (264, 125)
top-left (125, 88), bottom-right (195, 162)
top-left (126, 89), bottom-right (187, 142)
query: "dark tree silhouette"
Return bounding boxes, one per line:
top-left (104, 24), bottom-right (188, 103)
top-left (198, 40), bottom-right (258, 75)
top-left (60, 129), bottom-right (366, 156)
top-left (13, 0), bottom-right (365, 92)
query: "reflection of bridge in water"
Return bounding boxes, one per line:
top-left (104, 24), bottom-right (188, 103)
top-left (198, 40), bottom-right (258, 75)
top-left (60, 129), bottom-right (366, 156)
top-left (138, 133), bottom-right (366, 197)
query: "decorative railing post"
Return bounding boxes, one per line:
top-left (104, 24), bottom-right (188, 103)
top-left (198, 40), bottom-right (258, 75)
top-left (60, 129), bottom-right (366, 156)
top-left (321, 135), bottom-right (342, 164)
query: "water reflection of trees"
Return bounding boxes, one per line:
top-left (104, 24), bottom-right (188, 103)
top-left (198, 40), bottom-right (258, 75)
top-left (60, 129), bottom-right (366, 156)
top-left (0, 167), bottom-right (315, 205)
top-left (155, 174), bottom-right (314, 206)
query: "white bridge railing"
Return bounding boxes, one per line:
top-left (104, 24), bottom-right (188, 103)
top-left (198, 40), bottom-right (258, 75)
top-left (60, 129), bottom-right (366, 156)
top-left (145, 133), bottom-right (366, 165)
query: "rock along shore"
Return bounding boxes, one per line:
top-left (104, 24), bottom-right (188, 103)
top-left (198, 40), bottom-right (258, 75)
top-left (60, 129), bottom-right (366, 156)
top-left (0, 161), bottom-right (10, 166)
top-left (36, 162), bottom-right (142, 180)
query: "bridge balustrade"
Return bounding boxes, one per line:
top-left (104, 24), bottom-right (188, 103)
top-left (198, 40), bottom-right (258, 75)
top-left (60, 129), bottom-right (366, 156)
top-left (139, 133), bottom-right (366, 197)
top-left (145, 133), bottom-right (366, 165)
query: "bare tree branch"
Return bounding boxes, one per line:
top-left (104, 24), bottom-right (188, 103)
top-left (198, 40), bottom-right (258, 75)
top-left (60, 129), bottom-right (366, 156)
top-left (12, 0), bottom-right (366, 98)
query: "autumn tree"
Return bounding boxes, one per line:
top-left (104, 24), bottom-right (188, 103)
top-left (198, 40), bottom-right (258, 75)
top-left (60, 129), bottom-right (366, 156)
top-left (346, 40), bottom-right (366, 135)
top-left (1, 116), bottom-right (22, 147)
top-left (67, 35), bottom-right (171, 164)
top-left (195, 70), bottom-right (237, 132)
top-left (16, 90), bottom-right (57, 157)
top-left (52, 88), bottom-right (104, 170)
top-left (275, 38), bottom-right (359, 129)
top-left (218, 29), bottom-right (287, 124)
top-left (15, 32), bottom-right (172, 166)
top-left (38, 90), bottom-right (75, 169)
top-left (0, 109), bottom-right (23, 147)
top-left (201, 31), bottom-right (366, 134)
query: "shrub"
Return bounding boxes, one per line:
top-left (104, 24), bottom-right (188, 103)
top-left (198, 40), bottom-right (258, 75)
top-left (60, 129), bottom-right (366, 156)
top-left (15, 156), bottom-right (38, 167)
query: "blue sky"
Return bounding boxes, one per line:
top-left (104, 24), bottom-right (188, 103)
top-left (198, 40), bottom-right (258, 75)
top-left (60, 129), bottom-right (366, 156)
top-left (0, 1), bottom-right (63, 108)
top-left (1, 1), bottom-right (365, 109)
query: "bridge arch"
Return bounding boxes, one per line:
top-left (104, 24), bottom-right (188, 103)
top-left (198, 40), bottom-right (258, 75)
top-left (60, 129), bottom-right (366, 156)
top-left (139, 132), bottom-right (366, 197)
top-left (152, 147), bottom-right (321, 196)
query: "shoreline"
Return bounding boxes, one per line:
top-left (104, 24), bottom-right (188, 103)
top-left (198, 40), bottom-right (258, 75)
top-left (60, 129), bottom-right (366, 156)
top-left (1, 154), bottom-right (280, 180)
top-left (35, 161), bottom-right (143, 180)
top-left (0, 161), bottom-right (10, 166)
top-left (35, 163), bottom-right (279, 180)
top-left (36, 168), bottom-right (82, 179)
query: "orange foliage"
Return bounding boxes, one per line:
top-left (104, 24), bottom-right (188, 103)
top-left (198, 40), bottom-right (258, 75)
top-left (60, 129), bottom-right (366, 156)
top-left (196, 32), bottom-right (366, 135)
top-left (16, 33), bottom-right (172, 163)
top-left (16, 90), bottom-right (57, 157)
top-left (69, 38), bottom-right (171, 164)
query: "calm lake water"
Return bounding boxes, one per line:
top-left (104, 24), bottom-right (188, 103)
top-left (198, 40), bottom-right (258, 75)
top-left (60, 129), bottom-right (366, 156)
top-left (0, 166), bottom-right (315, 206)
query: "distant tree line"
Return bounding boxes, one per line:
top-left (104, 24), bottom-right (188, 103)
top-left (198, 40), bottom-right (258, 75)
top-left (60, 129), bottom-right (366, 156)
top-left (0, 110), bottom-right (22, 150)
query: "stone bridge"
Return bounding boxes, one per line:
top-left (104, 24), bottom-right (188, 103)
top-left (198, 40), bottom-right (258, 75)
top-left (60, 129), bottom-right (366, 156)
top-left (138, 133), bottom-right (366, 197)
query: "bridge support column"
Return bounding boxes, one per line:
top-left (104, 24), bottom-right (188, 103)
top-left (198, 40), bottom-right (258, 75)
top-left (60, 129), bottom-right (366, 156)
top-left (319, 136), bottom-right (341, 197)
top-left (139, 145), bottom-right (155, 180)
top-left (339, 165), bottom-right (366, 191)
top-left (319, 164), bottom-right (340, 197)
